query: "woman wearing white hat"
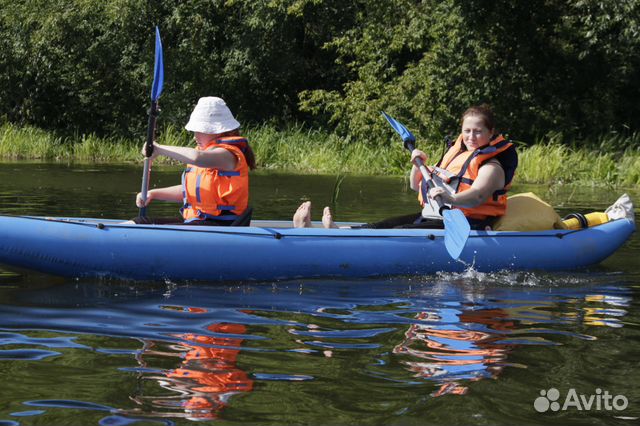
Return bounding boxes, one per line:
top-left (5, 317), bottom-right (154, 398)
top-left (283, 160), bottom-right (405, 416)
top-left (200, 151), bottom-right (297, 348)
top-left (134, 97), bottom-right (256, 226)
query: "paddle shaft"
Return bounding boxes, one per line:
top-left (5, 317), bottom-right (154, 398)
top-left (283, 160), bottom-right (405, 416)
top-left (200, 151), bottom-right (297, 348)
top-left (139, 100), bottom-right (159, 217)
top-left (406, 142), bottom-right (448, 214)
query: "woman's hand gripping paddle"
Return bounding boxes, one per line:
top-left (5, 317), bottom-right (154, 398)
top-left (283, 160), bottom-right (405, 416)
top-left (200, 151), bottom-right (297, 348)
top-left (382, 112), bottom-right (470, 260)
top-left (139, 26), bottom-right (165, 218)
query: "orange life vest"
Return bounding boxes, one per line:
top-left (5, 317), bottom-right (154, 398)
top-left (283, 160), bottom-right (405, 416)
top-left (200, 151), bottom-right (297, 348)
top-left (181, 136), bottom-right (250, 223)
top-left (419, 134), bottom-right (515, 220)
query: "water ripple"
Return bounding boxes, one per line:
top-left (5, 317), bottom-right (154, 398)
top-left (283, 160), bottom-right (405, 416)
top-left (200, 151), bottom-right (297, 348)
top-left (9, 410), bottom-right (45, 417)
top-left (252, 373), bottom-right (314, 381)
top-left (0, 272), bottom-right (637, 423)
top-left (0, 349), bottom-right (60, 360)
top-left (287, 327), bottom-right (395, 338)
top-left (24, 400), bottom-right (114, 411)
top-left (0, 332), bottom-right (89, 349)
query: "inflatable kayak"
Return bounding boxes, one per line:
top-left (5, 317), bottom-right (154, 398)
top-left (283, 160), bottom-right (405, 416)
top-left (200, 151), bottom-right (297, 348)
top-left (0, 214), bottom-right (635, 281)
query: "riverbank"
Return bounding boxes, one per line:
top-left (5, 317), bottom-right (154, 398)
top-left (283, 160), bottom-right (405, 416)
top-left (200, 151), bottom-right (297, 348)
top-left (1, 123), bottom-right (638, 185)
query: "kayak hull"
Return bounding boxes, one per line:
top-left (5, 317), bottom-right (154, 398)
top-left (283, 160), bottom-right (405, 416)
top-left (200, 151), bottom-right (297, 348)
top-left (0, 216), bottom-right (635, 281)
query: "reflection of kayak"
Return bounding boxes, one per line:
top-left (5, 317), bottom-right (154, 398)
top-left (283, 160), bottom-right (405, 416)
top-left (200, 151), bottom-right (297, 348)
top-left (0, 215), bottom-right (635, 281)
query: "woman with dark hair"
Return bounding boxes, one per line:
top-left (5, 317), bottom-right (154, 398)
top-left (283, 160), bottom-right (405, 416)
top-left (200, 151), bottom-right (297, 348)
top-left (294, 105), bottom-right (518, 230)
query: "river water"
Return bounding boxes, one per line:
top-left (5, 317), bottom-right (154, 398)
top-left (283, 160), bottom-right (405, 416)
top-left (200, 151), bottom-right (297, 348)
top-left (0, 163), bottom-right (638, 425)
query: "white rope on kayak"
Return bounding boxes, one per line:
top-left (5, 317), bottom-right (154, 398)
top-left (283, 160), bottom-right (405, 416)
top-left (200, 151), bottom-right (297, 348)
top-left (3, 214), bottom-right (586, 240)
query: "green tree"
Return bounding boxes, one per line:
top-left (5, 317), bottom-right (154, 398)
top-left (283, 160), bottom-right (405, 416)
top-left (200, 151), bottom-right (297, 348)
top-left (1, 0), bottom-right (638, 145)
top-left (0, 0), bottom-right (355, 137)
top-left (300, 0), bottom-right (640, 145)
top-left (0, 0), bottom-right (154, 135)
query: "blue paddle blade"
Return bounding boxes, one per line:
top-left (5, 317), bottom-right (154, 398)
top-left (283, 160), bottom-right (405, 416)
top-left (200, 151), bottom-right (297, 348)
top-left (442, 209), bottom-right (471, 260)
top-left (150, 26), bottom-right (164, 101)
top-left (381, 111), bottom-right (416, 144)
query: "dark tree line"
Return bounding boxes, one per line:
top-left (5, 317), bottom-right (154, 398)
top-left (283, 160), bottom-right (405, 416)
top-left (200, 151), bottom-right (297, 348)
top-left (1, 0), bottom-right (638, 145)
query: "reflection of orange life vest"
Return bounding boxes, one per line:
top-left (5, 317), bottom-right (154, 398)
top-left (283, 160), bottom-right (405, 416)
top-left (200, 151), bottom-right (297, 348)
top-left (419, 134), bottom-right (514, 220)
top-left (181, 137), bottom-right (250, 222)
top-left (168, 323), bottom-right (254, 416)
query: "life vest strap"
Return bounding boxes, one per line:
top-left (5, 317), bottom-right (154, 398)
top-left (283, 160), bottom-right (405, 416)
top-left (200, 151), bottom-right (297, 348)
top-left (195, 175), bottom-right (202, 202)
top-left (181, 207), bottom-right (240, 223)
top-left (184, 167), bottom-right (240, 178)
top-left (180, 204), bottom-right (236, 212)
top-left (216, 137), bottom-right (248, 153)
top-left (459, 177), bottom-right (474, 186)
top-left (184, 213), bottom-right (239, 223)
top-left (492, 188), bottom-right (507, 201)
top-left (181, 170), bottom-right (189, 207)
top-left (433, 166), bottom-right (456, 183)
top-left (216, 137), bottom-right (248, 145)
top-left (480, 138), bottom-right (510, 153)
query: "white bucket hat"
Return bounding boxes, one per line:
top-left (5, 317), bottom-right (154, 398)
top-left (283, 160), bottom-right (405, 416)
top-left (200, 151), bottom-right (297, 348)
top-left (184, 97), bottom-right (240, 134)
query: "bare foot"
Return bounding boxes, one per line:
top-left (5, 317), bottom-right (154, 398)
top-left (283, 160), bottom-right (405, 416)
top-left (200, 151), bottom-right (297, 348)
top-left (322, 206), bottom-right (339, 229)
top-left (293, 201), bottom-right (312, 228)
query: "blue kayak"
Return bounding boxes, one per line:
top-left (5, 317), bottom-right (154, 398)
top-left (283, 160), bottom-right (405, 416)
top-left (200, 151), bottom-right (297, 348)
top-left (0, 215), bottom-right (635, 281)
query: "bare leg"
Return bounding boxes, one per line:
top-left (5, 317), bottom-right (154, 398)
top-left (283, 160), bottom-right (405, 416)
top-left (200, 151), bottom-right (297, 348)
top-left (322, 206), bottom-right (339, 229)
top-left (293, 201), bottom-right (312, 228)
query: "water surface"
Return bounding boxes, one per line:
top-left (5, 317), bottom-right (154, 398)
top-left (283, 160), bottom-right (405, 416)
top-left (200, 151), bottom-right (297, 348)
top-left (0, 163), bottom-right (638, 425)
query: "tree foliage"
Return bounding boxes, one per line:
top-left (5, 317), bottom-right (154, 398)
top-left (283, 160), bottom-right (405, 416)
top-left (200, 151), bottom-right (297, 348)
top-left (301, 0), bottom-right (640, 144)
top-left (0, 0), bottom-right (352, 136)
top-left (0, 0), bottom-right (638, 145)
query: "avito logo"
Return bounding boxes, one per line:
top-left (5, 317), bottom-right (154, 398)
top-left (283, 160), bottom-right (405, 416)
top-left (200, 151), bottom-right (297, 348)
top-left (534, 388), bottom-right (629, 413)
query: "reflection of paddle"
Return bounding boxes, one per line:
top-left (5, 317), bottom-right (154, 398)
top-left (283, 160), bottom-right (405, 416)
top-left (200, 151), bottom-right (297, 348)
top-left (139, 27), bottom-right (165, 218)
top-left (382, 112), bottom-right (470, 260)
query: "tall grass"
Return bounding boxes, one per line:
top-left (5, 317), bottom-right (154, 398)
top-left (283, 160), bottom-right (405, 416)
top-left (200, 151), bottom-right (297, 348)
top-left (516, 132), bottom-right (640, 186)
top-left (0, 123), bottom-right (140, 162)
top-left (244, 124), bottom-right (416, 174)
top-left (1, 122), bottom-right (639, 186)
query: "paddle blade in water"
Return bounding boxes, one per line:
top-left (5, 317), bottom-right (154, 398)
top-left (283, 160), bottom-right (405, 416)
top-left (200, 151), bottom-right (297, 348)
top-left (150, 26), bottom-right (164, 101)
top-left (442, 209), bottom-right (471, 260)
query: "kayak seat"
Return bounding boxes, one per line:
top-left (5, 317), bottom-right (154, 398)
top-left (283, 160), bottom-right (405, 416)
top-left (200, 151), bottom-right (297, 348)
top-left (231, 206), bottom-right (252, 227)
